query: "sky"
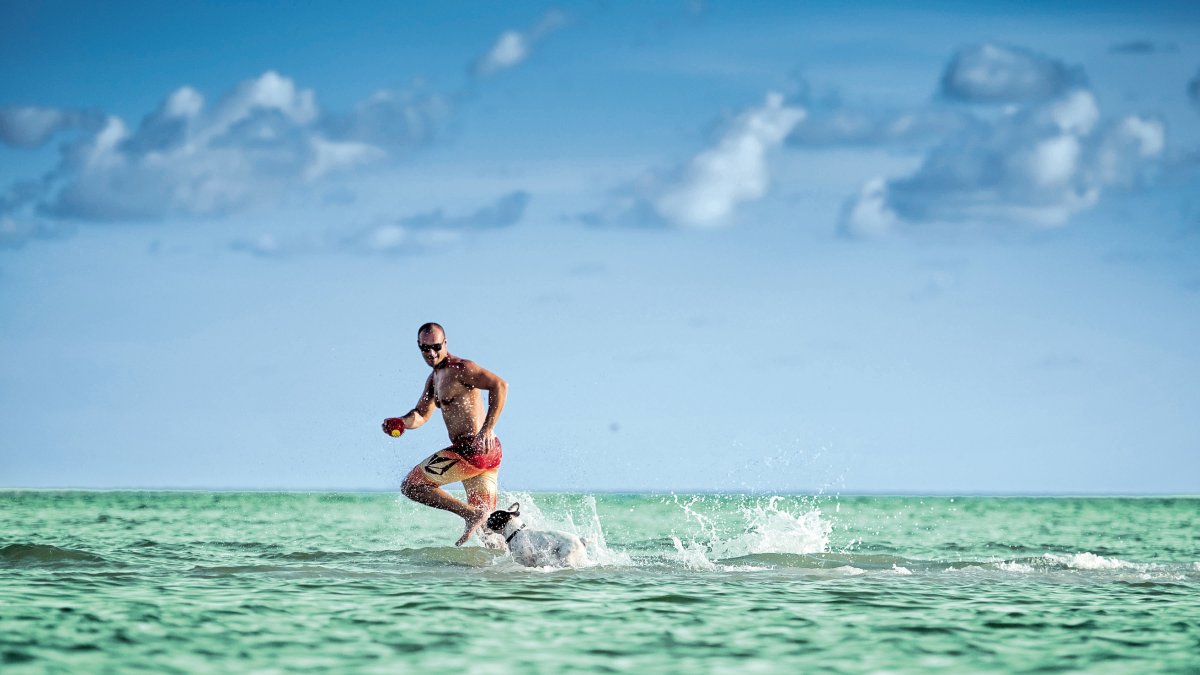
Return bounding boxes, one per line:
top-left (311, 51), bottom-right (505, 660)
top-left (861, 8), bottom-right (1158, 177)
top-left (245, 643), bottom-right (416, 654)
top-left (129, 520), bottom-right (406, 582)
top-left (1, 0), bottom-right (1198, 493)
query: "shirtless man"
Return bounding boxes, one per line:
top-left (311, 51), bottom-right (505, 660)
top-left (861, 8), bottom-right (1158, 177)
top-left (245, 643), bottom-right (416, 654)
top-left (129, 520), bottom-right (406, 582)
top-left (382, 323), bottom-right (508, 546)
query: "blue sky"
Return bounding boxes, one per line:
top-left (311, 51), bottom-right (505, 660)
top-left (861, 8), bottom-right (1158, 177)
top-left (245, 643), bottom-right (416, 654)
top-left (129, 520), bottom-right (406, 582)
top-left (1, 1), bottom-right (1198, 492)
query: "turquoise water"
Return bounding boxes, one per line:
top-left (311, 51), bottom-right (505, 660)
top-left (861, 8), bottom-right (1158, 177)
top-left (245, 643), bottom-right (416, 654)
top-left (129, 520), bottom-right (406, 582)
top-left (1, 491), bottom-right (1198, 673)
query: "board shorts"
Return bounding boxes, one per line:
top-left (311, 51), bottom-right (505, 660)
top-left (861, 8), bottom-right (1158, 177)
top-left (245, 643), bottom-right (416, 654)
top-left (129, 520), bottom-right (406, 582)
top-left (408, 436), bottom-right (502, 509)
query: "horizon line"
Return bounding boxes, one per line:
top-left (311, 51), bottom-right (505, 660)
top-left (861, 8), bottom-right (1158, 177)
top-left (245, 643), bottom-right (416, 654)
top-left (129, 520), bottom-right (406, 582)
top-left (2, 486), bottom-right (1197, 498)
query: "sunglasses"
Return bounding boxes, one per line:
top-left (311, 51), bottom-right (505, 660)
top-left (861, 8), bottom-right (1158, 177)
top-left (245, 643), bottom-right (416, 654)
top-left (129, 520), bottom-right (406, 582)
top-left (418, 342), bottom-right (444, 353)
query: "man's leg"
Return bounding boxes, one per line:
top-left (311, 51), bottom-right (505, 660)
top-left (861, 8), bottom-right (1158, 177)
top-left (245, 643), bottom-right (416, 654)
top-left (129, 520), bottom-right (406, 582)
top-left (462, 470), bottom-right (503, 549)
top-left (462, 470), bottom-right (499, 512)
top-left (401, 449), bottom-right (489, 546)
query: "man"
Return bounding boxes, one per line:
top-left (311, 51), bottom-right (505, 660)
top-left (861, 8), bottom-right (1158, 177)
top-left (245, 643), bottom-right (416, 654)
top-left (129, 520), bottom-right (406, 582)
top-left (382, 323), bottom-right (508, 546)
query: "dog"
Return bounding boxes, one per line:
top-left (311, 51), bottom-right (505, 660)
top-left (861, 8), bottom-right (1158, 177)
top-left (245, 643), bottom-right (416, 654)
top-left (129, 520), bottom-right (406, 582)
top-left (484, 502), bottom-right (589, 568)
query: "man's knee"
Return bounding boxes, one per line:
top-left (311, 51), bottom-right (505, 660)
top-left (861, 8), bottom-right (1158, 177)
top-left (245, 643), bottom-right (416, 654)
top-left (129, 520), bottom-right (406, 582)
top-left (466, 490), bottom-right (495, 510)
top-left (401, 468), bottom-right (433, 498)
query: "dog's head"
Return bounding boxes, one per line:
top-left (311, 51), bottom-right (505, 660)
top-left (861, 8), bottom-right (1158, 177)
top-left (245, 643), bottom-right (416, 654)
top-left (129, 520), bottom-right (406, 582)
top-left (485, 502), bottom-right (522, 534)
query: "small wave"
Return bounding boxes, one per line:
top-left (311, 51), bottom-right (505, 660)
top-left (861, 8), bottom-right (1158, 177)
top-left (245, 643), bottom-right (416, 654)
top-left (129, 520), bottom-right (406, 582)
top-left (261, 547), bottom-right (499, 567)
top-left (952, 553), bottom-right (1195, 582)
top-left (189, 564), bottom-right (352, 577)
top-left (1044, 552), bottom-right (1142, 571)
top-left (0, 543), bottom-right (111, 567)
top-left (713, 552), bottom-right (919, 572)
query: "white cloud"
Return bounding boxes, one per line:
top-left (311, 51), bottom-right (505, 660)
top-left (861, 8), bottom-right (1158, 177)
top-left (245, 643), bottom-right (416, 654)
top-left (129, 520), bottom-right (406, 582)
top-left (1, 71), bottom-right (451, 228)
top-left (478, 32), bottom-right (528, 76)
top-left (586, 92), bottom-right (804, 229)
top-left (305, 138), bottom-right (386, 181)
top-left (785, 80), bottom-right (970, 148)
top-left (233, 191), bottom-right (531, 258)
top-left (655, 93), bottom-right (805, 228)
top-left (940, 43), bottom-right (1083, 104)
top-left (777, 48), bottom-right (1165, 237)
top-left (320, 86), bottom-right (450, 150)
top-left (839, 178), bottom-right (898, 239)
top-left (472, 9), bottom-right (568, 77)
top-left (0, 105), bottom-right (102, 148)
top-left (397, 190), bottom-right (530, 230)
top-left (1041, 89), bottom-right (1099, 135)
top-left (788, 106), bottom-right (969, 147)
top-left (344, 190), bottom-right (530, 254)
top-left (839, 88), bottom-right (1165, 235)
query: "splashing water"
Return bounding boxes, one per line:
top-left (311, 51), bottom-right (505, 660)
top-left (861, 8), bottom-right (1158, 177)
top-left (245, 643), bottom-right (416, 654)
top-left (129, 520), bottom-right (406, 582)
top-left (668, 494), bottom-right (832, 568)
top-left (496, 491), bottom-right (632, 567)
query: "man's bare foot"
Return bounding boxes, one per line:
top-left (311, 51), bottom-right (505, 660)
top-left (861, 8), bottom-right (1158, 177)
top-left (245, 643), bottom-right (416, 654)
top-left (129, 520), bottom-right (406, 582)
top-left (455, 508), bottom-right (488, 546)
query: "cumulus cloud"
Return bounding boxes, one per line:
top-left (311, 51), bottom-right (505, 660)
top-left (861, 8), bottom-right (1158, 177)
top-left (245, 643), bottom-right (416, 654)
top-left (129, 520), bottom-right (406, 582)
top-left (585, 92), bottom-right (804, 228)
top-left (782, 49), bottom-right (1165, 237)
top-left (785, 83), bottom-right (970, 148)
top-left (940, 43), bottom-right (1084, 104)
top-left (344, 190), bottom-right (530, 254)
top-left (839, 87), bottom-right (1165, 236)
top-left (0, 105), bottom-right (102, 148)
top-left (396, 190), bottom-right (530, 231)
top-left (472, 9), bottom-right (568, 77)
top-left (321, 86), bottom-right (451, 151)
top-left (0, 71), bottom-right (450, 231)
top-left (788, 107), bottom-right (969, 147)
top-left (233, 191), bottom-right (531, 258)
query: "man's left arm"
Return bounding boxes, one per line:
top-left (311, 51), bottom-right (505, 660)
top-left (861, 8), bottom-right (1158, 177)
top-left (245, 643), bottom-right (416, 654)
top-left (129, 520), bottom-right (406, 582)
top-left (459, 361), bottom-right (508, 451)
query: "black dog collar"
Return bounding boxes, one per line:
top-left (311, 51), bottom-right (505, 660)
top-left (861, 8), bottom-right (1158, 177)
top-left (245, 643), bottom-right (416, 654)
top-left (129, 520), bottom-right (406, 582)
top-left (505, 524), bottom-right (526, 544)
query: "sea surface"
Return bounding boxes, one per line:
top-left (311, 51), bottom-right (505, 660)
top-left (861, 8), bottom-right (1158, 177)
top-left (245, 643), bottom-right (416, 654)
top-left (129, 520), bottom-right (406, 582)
top-left (1, 491), bottom-right (1197, 673)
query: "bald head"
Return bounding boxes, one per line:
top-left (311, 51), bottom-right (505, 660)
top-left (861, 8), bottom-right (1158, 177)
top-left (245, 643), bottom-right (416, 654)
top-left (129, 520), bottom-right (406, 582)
top-left (417, 322), bottom-right (445, 341)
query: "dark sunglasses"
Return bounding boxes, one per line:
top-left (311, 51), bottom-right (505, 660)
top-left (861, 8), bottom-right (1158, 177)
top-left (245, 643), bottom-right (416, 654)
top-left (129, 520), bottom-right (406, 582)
top-left (418, 342), bottom-right (444, 353)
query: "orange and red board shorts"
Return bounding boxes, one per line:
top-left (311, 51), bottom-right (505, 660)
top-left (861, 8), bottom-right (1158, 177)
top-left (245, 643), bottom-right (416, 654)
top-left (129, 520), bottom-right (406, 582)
top-left (409, 436), bottom-right (502, 510)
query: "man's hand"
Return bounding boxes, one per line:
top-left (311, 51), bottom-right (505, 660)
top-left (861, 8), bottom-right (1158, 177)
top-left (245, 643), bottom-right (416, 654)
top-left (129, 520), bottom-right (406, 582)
top-left (477, 427), bottom-right (496, 452)
top-left (382, 418), bottom-right (406, 438)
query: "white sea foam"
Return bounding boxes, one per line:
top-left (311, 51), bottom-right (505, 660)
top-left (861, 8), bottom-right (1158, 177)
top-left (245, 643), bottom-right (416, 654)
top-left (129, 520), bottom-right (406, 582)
top-left (670, 536), bottom-right (718, 571)
top-left (1044, 552), bottom-right (1140, 571)
top-left (995, 561), bottom-right (1035, 573)
top-left (655, 496), bottom-right (832, 571)
top-left (834, 565), bottom-right (865, 576)
top-left (667, 495), bottom-right (832, 571)
top-left (890, 564), bottom-right (913, 575)
top-left (709, 497), bottom-right (831, 558)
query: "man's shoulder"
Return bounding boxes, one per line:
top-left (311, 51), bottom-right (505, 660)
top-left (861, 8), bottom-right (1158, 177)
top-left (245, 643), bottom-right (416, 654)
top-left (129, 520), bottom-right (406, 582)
top-left (446, 356), bottom-right (476, 371)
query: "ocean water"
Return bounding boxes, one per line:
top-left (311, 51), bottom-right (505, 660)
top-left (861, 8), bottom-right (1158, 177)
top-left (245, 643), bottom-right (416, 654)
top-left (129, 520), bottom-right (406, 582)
top-left (1, 491), bottom-right (1197, 673)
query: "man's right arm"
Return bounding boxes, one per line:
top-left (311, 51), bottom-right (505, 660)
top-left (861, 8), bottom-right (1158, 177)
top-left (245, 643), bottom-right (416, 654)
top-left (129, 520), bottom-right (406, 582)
top-left (400, 375), bottom-right (437, 429)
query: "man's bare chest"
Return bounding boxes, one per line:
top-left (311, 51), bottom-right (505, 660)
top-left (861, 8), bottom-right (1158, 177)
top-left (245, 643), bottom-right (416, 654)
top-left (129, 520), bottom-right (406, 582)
top-left (433, 372), bottom-right (474, 407)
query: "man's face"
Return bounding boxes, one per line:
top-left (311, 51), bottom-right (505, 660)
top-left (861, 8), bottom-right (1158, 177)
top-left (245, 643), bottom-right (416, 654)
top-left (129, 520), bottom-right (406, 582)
top-left (417, 330), bottom-right (447, 367)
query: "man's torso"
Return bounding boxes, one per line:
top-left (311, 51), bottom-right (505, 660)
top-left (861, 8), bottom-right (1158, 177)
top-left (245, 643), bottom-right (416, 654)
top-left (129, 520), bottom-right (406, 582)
top-left (432, 357), bottom-right (485, 444)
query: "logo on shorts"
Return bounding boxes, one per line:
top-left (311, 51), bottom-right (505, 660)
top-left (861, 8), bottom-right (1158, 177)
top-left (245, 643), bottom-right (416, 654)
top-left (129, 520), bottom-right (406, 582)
top-left (424, 455), bottom-right (459, 476)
